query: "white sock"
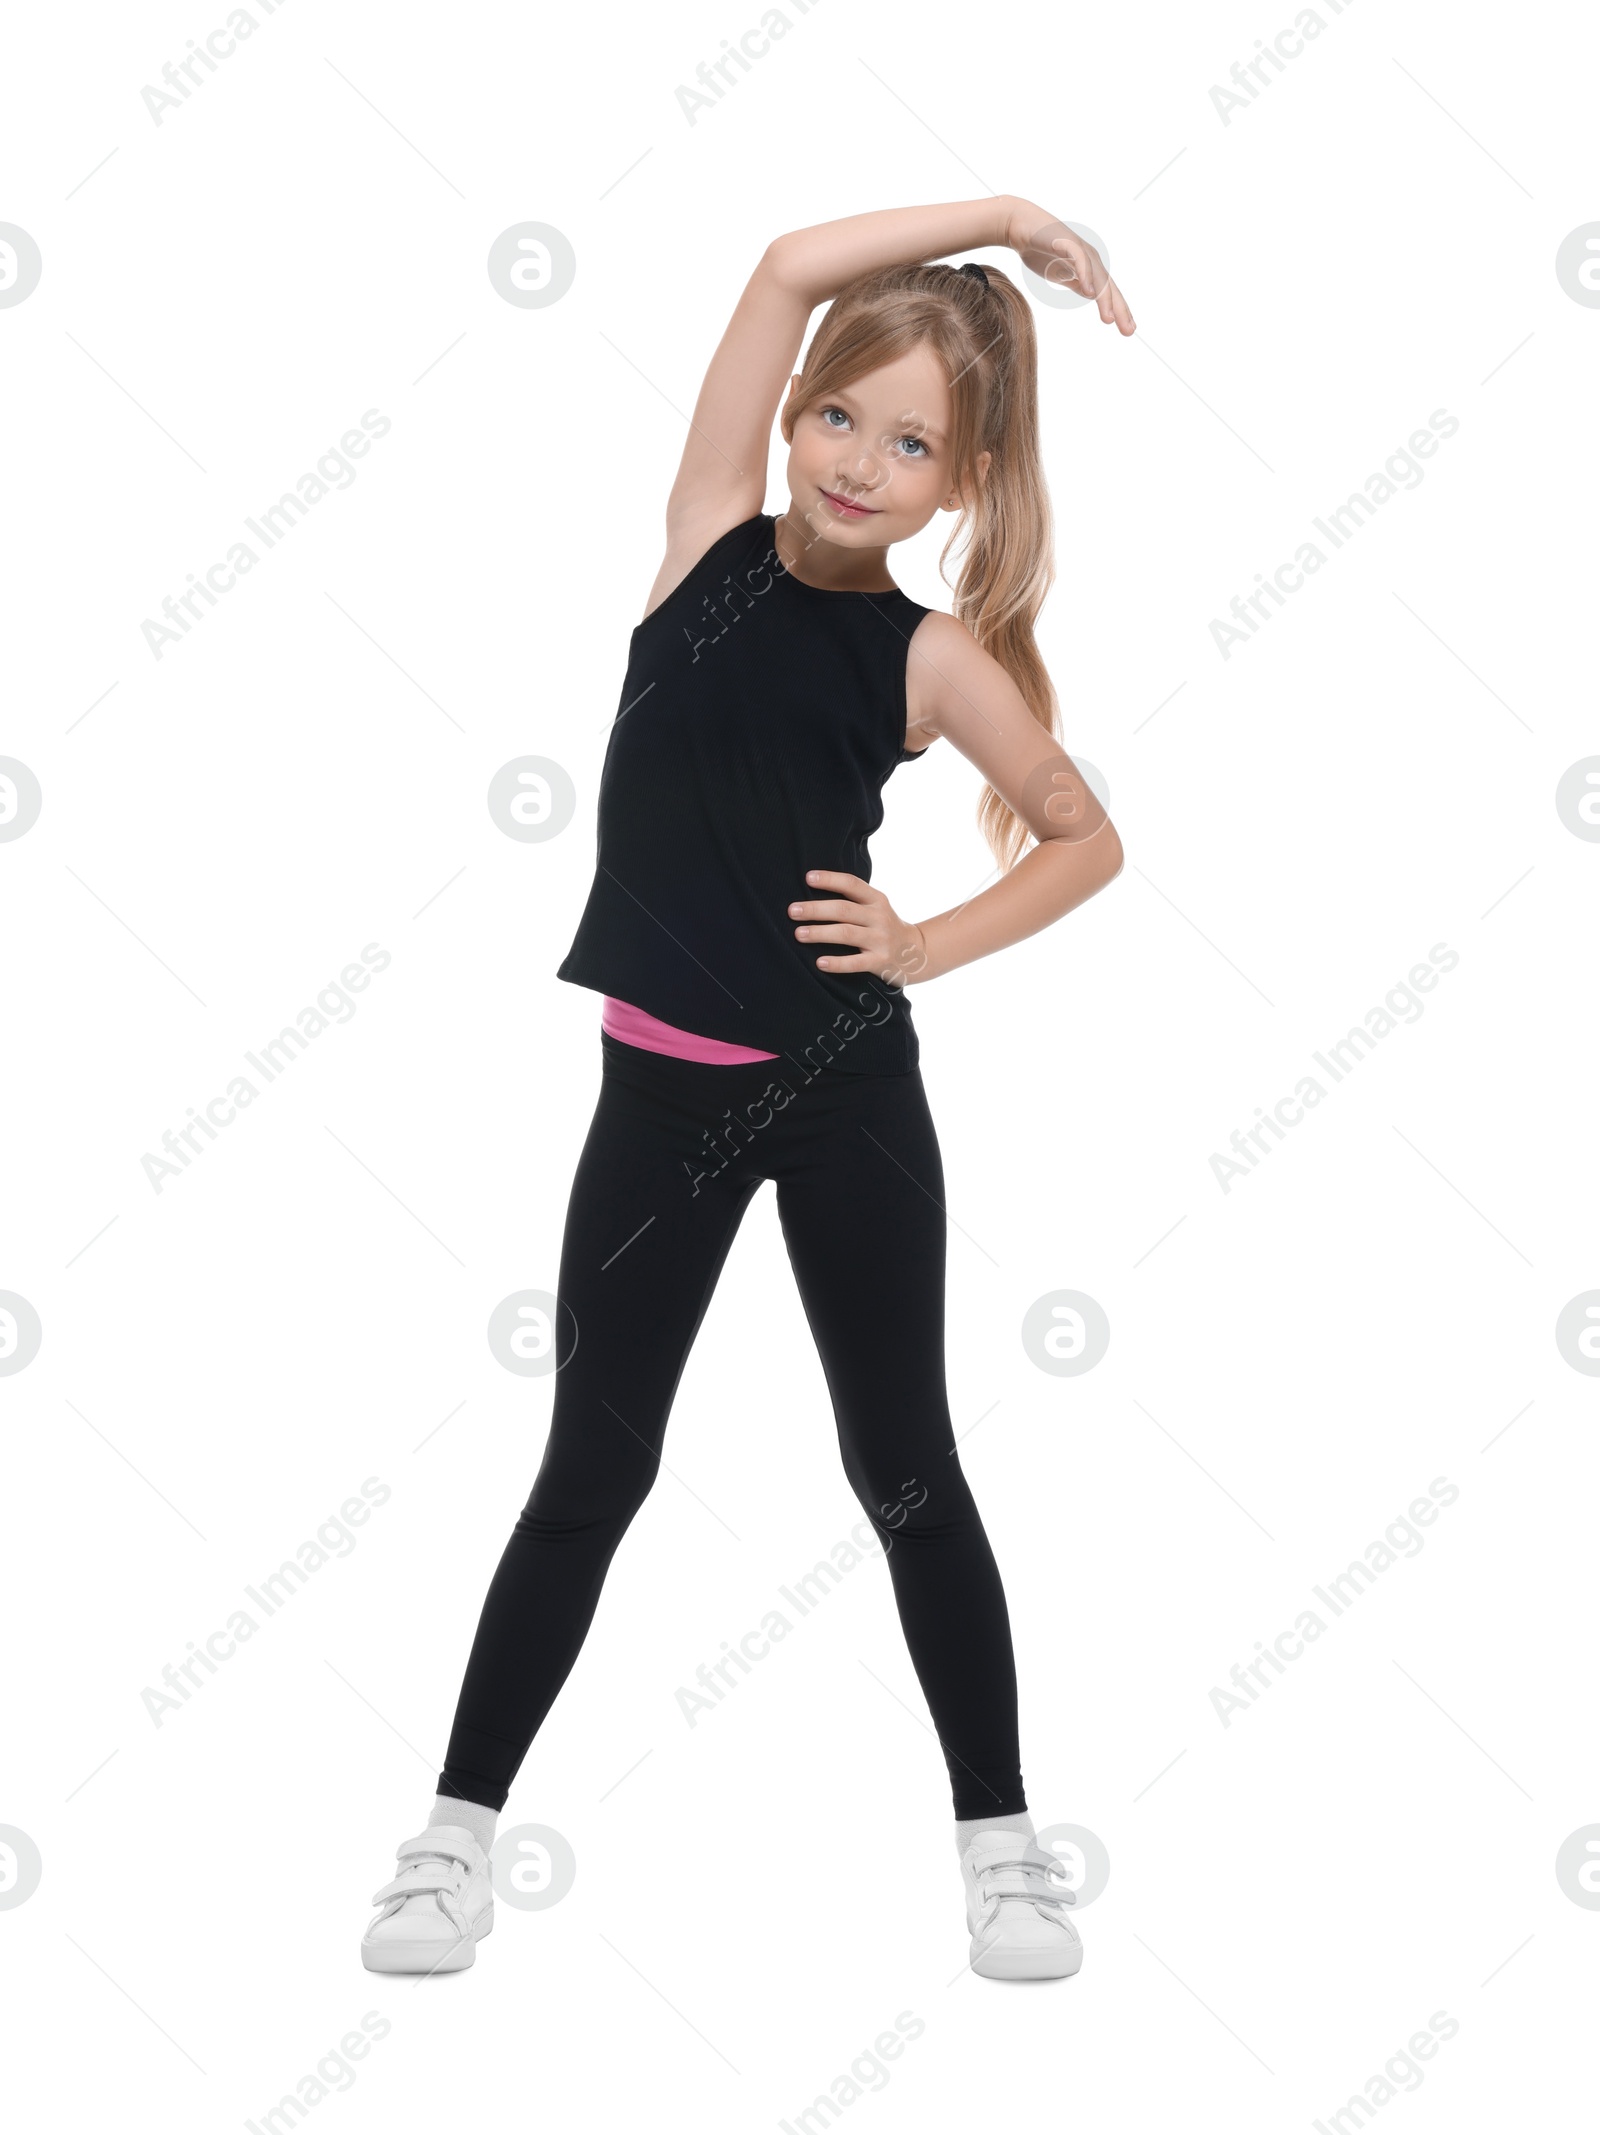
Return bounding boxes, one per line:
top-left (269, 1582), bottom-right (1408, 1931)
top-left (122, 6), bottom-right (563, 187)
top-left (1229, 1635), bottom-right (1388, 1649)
top-left (429, 1793), bottom-right (498, 1856)
top-left (955, 1809), bottom-right (1035, 1858)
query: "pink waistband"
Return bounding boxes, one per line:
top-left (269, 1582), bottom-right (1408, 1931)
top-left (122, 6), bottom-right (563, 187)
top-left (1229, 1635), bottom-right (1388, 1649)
top-left (601, 996), bottom-right (779, 1064)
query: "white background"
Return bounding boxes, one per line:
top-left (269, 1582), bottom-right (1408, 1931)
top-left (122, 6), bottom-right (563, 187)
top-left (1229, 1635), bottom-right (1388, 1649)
top-left (3, 0), bottom-right (1596, 2127)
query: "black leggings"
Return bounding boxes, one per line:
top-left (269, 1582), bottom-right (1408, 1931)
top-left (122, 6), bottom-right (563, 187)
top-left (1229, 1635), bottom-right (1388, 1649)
top-left (439, 1032), bottom-right (1027, 1821)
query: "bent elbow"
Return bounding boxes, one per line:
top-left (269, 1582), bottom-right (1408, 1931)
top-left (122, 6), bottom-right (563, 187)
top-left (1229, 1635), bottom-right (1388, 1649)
top-left (760, 235), bottom-right (804, 293)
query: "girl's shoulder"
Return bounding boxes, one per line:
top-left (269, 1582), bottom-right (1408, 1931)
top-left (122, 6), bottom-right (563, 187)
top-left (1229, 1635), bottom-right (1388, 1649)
top-left (907, 607), bottom-right (978, 655)
top-left (904, 609), bottom-right (997, 735)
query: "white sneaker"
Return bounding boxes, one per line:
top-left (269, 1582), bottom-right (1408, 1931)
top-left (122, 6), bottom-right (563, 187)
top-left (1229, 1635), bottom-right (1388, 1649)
top-left (361, 1825), bottom-right (494, 1974)
top-left (960, 1830), bottom-right (1082, 1981)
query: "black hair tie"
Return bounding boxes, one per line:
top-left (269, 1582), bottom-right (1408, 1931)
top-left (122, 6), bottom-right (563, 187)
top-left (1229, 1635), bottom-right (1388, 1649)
top-left (958, 261), bottom-right (990, 288)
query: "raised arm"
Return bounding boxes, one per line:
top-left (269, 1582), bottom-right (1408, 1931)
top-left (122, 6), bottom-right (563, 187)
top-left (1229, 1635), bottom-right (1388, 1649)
top-left (643, 196), bottom-right (1118, 618)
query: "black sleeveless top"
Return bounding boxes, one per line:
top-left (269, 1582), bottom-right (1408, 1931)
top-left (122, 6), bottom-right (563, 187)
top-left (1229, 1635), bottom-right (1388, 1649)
top-left (557, 513), bottom-right (932, 1076)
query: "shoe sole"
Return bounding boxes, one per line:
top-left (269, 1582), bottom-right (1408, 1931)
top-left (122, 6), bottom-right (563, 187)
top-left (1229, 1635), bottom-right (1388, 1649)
top-left (969, 1939), bottom-right (1083, 1980)
top-left (361, 1907), bottom-right (493, 1974)
top-left (966, 1910), bottom-right (1082, 1981)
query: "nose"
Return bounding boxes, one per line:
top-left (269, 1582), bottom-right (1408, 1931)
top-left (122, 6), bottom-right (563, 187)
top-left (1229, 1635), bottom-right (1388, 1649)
top-left (838, 447), bottom-right (886, 493)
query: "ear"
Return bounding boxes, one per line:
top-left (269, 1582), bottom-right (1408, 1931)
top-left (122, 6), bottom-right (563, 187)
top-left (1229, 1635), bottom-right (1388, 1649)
top-left (940, 449), bottom-right (992, 515)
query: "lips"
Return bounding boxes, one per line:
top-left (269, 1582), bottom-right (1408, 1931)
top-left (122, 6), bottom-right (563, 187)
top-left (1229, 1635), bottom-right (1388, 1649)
top-left (821, 488), bottom-right (879, 518)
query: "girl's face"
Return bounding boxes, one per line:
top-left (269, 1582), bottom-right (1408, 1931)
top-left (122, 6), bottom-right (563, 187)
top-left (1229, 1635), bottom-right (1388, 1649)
top-left (783, 344), bottom-right (987, 552)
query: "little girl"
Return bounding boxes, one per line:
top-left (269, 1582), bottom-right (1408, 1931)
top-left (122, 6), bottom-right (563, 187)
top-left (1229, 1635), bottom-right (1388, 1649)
top-left (361, 196), bottom-right (1133, 1982)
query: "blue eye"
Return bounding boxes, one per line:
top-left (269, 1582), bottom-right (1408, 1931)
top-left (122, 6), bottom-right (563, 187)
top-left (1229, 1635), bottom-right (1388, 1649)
top-left (821, 407), bottom-right (850, 429)
top-left (896, 436), bottom-right (929, 458)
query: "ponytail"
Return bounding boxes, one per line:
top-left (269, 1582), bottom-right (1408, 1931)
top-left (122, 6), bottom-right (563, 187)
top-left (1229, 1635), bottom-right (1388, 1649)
top-left (939, 268), bottom-right (1058, 871)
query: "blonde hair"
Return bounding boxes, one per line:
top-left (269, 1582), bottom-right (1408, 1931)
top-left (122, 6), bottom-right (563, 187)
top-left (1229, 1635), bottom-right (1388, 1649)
top-left (779, 261), bottom-right (1056, 871)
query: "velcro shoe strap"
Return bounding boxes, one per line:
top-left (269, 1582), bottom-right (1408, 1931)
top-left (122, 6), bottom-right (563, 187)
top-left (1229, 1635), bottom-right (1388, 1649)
top-left (371, 1865), bottom-right (460, 1906)
top-left (396, 1829), bottom-right (479, 1868)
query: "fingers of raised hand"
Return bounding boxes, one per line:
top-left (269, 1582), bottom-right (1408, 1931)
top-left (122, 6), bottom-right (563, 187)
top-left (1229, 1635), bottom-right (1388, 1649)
top-left (1017, 220), bottom-right (1136, 334)
top-left (1103, 273), bottom-right (1136, 334)
top-left (1047, 235), bottom-right (1114, 317)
